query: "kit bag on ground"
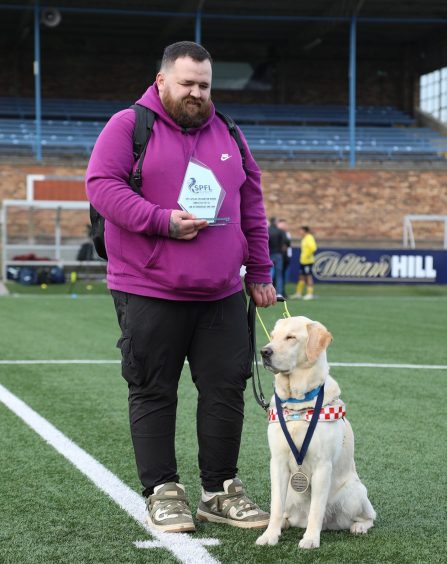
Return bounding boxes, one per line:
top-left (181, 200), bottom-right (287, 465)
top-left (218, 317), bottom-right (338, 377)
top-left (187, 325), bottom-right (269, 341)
top-left (49, 266), bottom-right (66, 284)
top-left (89, 105), bottom-right (246, 261)
top-left (18, 267), bottom-right (38, 285)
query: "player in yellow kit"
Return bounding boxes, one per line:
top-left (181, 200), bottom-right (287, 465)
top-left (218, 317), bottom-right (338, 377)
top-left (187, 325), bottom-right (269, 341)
top-left (291, 226), bottom-right (317, 300)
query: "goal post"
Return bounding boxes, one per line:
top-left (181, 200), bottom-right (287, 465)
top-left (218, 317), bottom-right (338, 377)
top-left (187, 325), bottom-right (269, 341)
top-left (403, 215), bottom-right (447, 249)
top-left (1, 174), bottom-right (104, 281)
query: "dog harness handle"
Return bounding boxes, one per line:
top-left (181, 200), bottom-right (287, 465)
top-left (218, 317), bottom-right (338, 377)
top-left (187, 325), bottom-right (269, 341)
top-left (275, 384), bottom-right (325, 466)
top-left (248, 297), bottom-right (270, 411)
top-left (247, 295), bottom-right (292, 412)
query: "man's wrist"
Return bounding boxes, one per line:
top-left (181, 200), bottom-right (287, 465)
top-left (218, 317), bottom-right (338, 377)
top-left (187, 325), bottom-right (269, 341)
top-left (169, 215), bottom-right (180, 238)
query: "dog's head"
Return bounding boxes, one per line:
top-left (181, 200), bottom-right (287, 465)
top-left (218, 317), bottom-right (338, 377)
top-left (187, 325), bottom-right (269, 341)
top-left (260, 316), bottom-right (332, 374)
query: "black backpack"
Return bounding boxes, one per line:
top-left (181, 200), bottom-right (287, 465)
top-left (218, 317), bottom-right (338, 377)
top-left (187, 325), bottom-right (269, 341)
top-left (89, 104), bottom-right (247, 261)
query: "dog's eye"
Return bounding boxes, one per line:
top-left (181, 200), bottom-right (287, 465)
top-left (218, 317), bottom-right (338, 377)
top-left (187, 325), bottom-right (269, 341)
top-left (286, 335), bottom-right (296, 340)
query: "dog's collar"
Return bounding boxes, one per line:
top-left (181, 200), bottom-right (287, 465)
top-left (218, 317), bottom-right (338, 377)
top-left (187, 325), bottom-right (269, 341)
top-left (275, 385), bottom-right (322, 404)
top-left (268, 401), bottom-right (346, 424)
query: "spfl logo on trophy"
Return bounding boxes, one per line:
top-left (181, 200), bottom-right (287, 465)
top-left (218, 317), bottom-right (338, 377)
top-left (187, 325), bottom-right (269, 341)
top-left (178, 159), bottom-right (229, 225)
top-left (187, 177), bottom-right (212, 194)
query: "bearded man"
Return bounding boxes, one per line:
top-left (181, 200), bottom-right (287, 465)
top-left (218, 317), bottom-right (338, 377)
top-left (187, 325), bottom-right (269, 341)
top-left (86, 41), bottom-right (275, 533)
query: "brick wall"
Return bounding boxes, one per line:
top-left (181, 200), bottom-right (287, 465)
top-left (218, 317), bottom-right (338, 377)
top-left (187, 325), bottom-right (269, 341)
top-left (1, 162), bottom-right (446, 248)
top-left (261, 168), bottom-right (447, 246)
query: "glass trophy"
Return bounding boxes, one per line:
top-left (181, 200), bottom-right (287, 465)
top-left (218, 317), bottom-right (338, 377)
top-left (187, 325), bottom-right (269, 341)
top-left (178, 158), bottom-right (229, 225)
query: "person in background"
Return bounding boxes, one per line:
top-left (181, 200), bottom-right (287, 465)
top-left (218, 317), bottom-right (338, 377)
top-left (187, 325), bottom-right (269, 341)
top-left (86, 41), bottom-right (275, 534)
top-left (291, 225), bottom-right (317, 300)
top-left (276, 218), bottom-right (292, 298)
top-left (268, 217), bottom-right (288, 300)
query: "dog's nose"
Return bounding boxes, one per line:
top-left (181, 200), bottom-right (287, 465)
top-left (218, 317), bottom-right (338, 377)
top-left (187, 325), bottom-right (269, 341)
top-left (260, 347), bottom-right (273, 358)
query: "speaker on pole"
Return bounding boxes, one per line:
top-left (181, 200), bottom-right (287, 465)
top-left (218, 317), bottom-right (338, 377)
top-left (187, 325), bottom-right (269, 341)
top-left (41, 8), bottom-right (62, 28)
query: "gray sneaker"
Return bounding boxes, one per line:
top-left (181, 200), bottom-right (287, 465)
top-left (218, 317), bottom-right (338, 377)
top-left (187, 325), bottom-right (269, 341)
top-left (146, 482), bottom-right (196, 533)
top-left (196, 478), bottom-right (269, 529)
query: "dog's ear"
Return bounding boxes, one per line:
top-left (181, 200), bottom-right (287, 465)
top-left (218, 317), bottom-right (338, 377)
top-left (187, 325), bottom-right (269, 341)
top-left (306, 323), bottom-right (333, 363)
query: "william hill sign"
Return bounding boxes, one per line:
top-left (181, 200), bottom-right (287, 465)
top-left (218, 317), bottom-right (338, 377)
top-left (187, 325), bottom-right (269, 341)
top-left (289, 248), bottom-right (447, 284)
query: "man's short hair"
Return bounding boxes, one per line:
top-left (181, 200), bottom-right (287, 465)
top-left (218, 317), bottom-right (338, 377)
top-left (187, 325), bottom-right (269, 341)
top-left (301, 226), bottom-right (310, 233)
top-left (161, 41), bottom-right (212, 70)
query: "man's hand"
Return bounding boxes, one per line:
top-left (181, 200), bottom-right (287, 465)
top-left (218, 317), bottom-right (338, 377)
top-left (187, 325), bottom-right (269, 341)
top-left (169, 210), bottom-right (208, 240)
top-left (246, 282), bottom-right (276, 307)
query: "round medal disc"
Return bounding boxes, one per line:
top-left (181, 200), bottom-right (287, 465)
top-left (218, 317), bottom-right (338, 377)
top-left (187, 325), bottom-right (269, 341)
top-left (290, 471), bottom-right (309, 493)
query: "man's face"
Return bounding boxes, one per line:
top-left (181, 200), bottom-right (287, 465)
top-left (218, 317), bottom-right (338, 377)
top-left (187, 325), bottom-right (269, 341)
top-left (157, 56), bottom-right (212, 128)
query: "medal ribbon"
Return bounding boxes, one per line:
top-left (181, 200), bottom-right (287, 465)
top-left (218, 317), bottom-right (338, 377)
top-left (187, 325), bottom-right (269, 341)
top-left (274, 384), bottom-right (325, 466)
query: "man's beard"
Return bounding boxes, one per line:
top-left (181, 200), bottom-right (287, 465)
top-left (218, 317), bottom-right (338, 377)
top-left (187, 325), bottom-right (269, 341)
top-left (162, 89), bottom-right (212, 128)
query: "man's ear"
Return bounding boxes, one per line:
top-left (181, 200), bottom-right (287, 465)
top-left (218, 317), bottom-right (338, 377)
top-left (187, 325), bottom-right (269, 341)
top-left (156, 72), bottom-right (165, 92)
top-left (306, 323), bottom-right (333, 363)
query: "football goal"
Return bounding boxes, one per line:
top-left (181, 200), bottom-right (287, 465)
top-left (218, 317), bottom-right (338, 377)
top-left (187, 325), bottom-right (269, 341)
top-left (403, 214), bottom-right (447, 249)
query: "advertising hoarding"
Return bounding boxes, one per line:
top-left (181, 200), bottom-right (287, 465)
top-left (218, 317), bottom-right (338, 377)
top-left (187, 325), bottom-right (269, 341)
top-left (288, 248), bottom-right (447, 284)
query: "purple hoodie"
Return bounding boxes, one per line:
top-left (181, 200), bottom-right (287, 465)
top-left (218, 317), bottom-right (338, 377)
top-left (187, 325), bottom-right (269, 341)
top-left (86, 84), bottom-right (272, 300)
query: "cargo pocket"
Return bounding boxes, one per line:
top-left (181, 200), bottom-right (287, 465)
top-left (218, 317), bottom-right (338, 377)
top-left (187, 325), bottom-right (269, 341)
top-left (112, 290), bottom-right (128, 329)
top-left (116, 335), bottom-right (146, 386)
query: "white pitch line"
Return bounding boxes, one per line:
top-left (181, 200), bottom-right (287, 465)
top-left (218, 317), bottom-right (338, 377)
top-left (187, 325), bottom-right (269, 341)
top-left (0, 359), bottom-right (446, 370)
top-left (0, 383), bottom-right (219, 564)
top-left (0, 360), bottom-right (121, 365)
top-left (330, 362), bottom-right (447, 370)
top-left (134, 539), bottom-right (220, 549)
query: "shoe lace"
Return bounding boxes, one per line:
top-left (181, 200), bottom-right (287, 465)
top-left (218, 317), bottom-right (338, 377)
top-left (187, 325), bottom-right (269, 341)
top-left (219, 492), bottom-right (259, 514)
top-left (160, 499), bottom-right (191, 515)
top-left (149, 497), bottom-right (191, 516)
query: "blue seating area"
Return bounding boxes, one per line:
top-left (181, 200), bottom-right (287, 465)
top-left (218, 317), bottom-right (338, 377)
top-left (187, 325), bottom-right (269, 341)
top-left (0, 118), bottom-right (102, 155)
top-left (218, 103), bottom-right (415, 126)
top-left (0, 97), bottom-right (128, 120)
top-left (240, 125), bottom-right (447, 160)
top-left (1, 117), bottom-right (446, 161)
top-left (0, 97), bottom-right (414, 126)
top-left (0, 97), bottom-right (445, 161)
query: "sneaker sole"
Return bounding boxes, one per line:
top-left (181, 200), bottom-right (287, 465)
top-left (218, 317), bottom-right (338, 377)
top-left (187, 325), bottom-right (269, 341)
top-left (196, 509), bottom-right (269, 529)
top-left (146, 514), bottom-right (196, 533)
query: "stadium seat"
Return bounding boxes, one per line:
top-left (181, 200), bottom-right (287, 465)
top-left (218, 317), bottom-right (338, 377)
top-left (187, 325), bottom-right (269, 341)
top-left (0, 97), bottom-right (415, 126)
top-left (0, 113), bottom-right (446, 161)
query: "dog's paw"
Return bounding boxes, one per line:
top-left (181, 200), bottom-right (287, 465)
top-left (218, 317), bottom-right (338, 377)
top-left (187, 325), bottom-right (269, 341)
top-left (256, 530), bottom-right (280, 546)
top-left (298, 536), bottom-right (320, 549)
top-left (350, 521), bottom-right (372, 534)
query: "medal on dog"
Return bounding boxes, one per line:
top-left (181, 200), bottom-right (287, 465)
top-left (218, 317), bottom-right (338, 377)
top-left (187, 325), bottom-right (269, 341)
top-left (275, 385), bottom-right (325, 496)
top-left (291, 469), bottom-right (309, 493)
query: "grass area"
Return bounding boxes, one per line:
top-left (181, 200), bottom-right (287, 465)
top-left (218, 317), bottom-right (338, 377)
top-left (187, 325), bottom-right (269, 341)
top-left (0, 288), bottom-right (446, 563)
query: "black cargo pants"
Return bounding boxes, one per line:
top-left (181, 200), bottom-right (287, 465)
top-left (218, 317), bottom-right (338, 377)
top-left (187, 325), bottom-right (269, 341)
top-left (112, 290), bottom-right (251, 496)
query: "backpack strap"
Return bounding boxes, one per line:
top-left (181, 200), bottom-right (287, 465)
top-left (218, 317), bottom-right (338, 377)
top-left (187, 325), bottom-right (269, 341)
top-left (215, 110), bottom-right (247, 171)
top-left (129, 103), bottom-right (155, 193)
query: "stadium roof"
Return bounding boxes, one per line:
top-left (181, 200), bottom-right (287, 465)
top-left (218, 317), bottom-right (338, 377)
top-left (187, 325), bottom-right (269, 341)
top-left (1, 1), bottom-right (446, 70)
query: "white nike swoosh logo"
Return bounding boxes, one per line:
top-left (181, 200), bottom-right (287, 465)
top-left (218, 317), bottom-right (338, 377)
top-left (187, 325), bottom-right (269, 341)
top-left (228, 506), bottom-right (259, 520)
top-left (221, 154), bottom-right (232, 161)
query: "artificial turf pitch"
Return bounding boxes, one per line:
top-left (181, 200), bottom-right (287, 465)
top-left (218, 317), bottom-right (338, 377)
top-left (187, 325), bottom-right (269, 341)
top-left (0, 284), bottom-right (446, 563)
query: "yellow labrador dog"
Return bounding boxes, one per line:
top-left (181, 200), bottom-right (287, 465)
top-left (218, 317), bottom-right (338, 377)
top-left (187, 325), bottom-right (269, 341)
top-left (256, 316), bottom-right (376, 549)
